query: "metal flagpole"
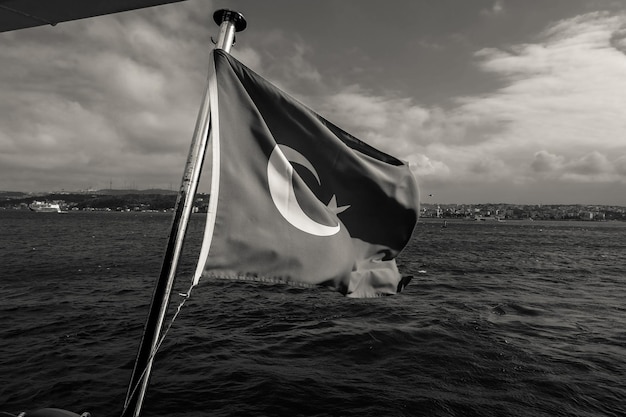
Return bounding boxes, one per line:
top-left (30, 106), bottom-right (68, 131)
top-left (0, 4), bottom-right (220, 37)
top-left (121, 9), bottom-right (246, 417)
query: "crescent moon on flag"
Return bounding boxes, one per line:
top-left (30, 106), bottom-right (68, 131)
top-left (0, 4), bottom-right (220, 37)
top-left (267, 144), bottom-right (340, 237)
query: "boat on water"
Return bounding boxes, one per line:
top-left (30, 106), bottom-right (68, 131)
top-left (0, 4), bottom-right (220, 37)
top-left (28, 201), bottom-right (62, 213)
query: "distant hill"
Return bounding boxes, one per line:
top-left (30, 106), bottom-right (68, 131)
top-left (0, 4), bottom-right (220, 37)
top-left (0, 191), bottom-right (31, 199)
top-left (0, 189), bottom-right (209, 211)
top-left (94, 188), bottom-right (178, 196)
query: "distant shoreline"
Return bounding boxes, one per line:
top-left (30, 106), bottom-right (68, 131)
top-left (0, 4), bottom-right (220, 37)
top-left (418, 217), bottom-right (626, 224)
top-left (1, 190), bottom-right (625, 221)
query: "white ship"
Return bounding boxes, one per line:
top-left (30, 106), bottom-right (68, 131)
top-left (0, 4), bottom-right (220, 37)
top-left (28, 201), bottom-right (62, 213)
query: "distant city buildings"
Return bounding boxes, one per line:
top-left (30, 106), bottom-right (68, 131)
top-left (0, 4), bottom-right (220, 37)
top-left (420, 203), bottom-right (624, 221)
top-left (2, 191), bottom-right (626, 220)
top-left (0, 191), bottom-right (210, 214)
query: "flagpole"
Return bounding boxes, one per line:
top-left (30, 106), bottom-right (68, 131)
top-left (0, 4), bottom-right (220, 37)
top-left (121, 9), bottom-right (246, 417)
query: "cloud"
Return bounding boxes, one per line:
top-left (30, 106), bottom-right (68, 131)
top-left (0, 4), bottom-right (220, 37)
top-left (406, 154), bottom-right (451, 183)
top-left (481, 1), bottom-right (505, 17)
top-left (561, 151), bottom-right (625, 183)
top-left (568, 151), bottom-right (611, 175)
top-left (615, 155), bottom-right (626, 176)
top-left (0, 2), bottom-right (213, 191)
top-left (2, 2), bottom-right (625, 204)
top-left (530, 150), bottom-right (626, 184)
top-left (310, 87), bottom-right (480, 181)
top-left (316, 87), bottom-right (437, 147)
top-left (449, 12), bottom-right (626, 186)
top-left (609, 25), bottom-right (626, 54)
top-left (268, 10), bottom-right (626, 199)
top-left (531, 150), bottom-right (566, 173)
top-left (253, 37), bottom-right (323, 92)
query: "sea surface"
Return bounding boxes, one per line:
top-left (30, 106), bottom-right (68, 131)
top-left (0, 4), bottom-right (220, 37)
top-left (1, 210), bottom-right (625, 417)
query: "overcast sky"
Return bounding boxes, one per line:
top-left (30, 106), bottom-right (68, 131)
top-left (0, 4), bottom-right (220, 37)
top-left (1, 0), bottom-right (626, 205)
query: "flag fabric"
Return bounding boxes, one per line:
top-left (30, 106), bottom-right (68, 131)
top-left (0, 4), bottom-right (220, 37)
top-left (195, 49), bottom-right (419, 297)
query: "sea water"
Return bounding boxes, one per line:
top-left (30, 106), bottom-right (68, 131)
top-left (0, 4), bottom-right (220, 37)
top-left (1, 211), bottom-right (625, 417)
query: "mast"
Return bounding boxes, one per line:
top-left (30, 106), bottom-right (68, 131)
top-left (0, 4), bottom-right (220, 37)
top-left (121, 9), bottom-right (246, 417)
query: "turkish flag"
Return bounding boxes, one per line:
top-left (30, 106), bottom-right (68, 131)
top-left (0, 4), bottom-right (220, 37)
top-left (195, 50), bottom-right (419, 297)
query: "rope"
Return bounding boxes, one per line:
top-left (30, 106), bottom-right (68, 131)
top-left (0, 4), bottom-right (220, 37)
top-left (120, 282), bottom-right (196, 417)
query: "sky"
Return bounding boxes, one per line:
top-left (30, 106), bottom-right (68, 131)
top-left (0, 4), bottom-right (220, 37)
top-left (1, 0), bottom-right (626, 205)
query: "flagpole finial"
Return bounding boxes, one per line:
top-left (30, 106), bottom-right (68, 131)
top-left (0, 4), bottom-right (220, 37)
top-left (213, 9), bottom-right (247, 32)
top-left (213, 9), bottom-right (246, 52)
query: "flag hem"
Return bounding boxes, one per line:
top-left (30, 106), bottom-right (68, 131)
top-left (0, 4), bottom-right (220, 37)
top-left (192, 51), bottom-right (220, 286)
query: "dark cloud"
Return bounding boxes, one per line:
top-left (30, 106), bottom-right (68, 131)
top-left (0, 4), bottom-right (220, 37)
top-left (0, 3), bottom-right (209, 191)
top-left (568, 151), bottom-right (611, 175)
top-left (615, 155), bottom-right (626, 176)
top-left (609, 26), bottom-right (626, 54)
top-left (531, 150), bottom-right (564, 173)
